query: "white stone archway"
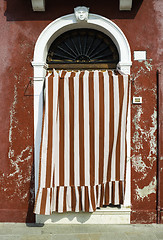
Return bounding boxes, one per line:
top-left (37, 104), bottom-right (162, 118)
top-left (32, 13), bottom-right (132, 73)
top-left (32, 12), bottom-right (132, 224)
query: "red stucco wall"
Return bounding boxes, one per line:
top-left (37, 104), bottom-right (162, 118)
top-left (0, 0), bottom-right (162, 223)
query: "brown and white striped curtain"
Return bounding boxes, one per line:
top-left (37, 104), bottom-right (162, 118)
top-left (34, 70), bottom-right (130, 215)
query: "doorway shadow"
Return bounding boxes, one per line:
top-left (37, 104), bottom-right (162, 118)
top-left (26, 158), bottom-right (36, 223)
top-left (4, 0), bottom-right (143, 21)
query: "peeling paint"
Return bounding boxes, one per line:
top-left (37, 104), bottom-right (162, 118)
top-left (132, 154), bottom-right (149, 173)
top-left (135, 177), bottom-right (156, 200)
top-left (8, 84), bottom-right (17, 159)
top-left (132, 106), bottom-right (144, 152)
top-left (132, 60), bottom-right (156, 95)
top-left (3, 83), bottom-right (34, 201)
top-left (22, 192), bottom-right (28, 200)
top-left (144, 60), bottom-right (153, 71)
top-left (147, 110), bottom-right (157, 161)
top-left (133, 60), bottom-right (153, 80)
top-left (8, 146), bottom-right (32, 178)
top-left (132, 107), bottom-right (157, 167)
top-left (8, 82), bottom-right (33, 178)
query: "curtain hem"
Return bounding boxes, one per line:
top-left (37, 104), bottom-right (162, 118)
top-left (34, 180), bottom-right (124, 215)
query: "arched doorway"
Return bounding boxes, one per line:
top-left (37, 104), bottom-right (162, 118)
top-left (32, 10), bottom-right (132, 223)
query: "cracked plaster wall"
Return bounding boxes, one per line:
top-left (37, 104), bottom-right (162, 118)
top-left (130, 61), bottom-right (158, 223)
top-left (0, 0), bottom-right (162, 223)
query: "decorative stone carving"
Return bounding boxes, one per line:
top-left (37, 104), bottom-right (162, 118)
top-left (74, 6), bottom-right (89, 22)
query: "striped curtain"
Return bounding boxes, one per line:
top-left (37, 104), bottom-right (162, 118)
top-left (34, 70), bottom-right (130, 215)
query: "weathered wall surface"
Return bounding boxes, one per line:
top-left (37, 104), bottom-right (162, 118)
top-left (159, 67), bottom-right (163, 224)
top-left (0, 0), bottom-right (162, 223)
top-left (129, 0), bottom-right (163, 223)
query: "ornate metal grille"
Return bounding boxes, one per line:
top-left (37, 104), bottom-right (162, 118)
top-left (47, 29), bottom-right (119, 66)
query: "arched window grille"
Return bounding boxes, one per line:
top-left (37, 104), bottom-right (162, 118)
top-left (46, 29), bottom-right (119, 69)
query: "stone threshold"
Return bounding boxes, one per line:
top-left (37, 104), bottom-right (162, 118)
top-left (36, 206), bottom-right (131, 224)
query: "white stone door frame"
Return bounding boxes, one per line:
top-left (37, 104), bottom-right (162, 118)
top-left (32, 12), bottom-right (132, 222)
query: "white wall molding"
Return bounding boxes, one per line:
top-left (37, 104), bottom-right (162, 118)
top-left (31, 0), bottom-right (45, 11)
top-left (117, 62), bottom-right (132, 75)
top-left (120, 0), bottom-right (133, 10)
